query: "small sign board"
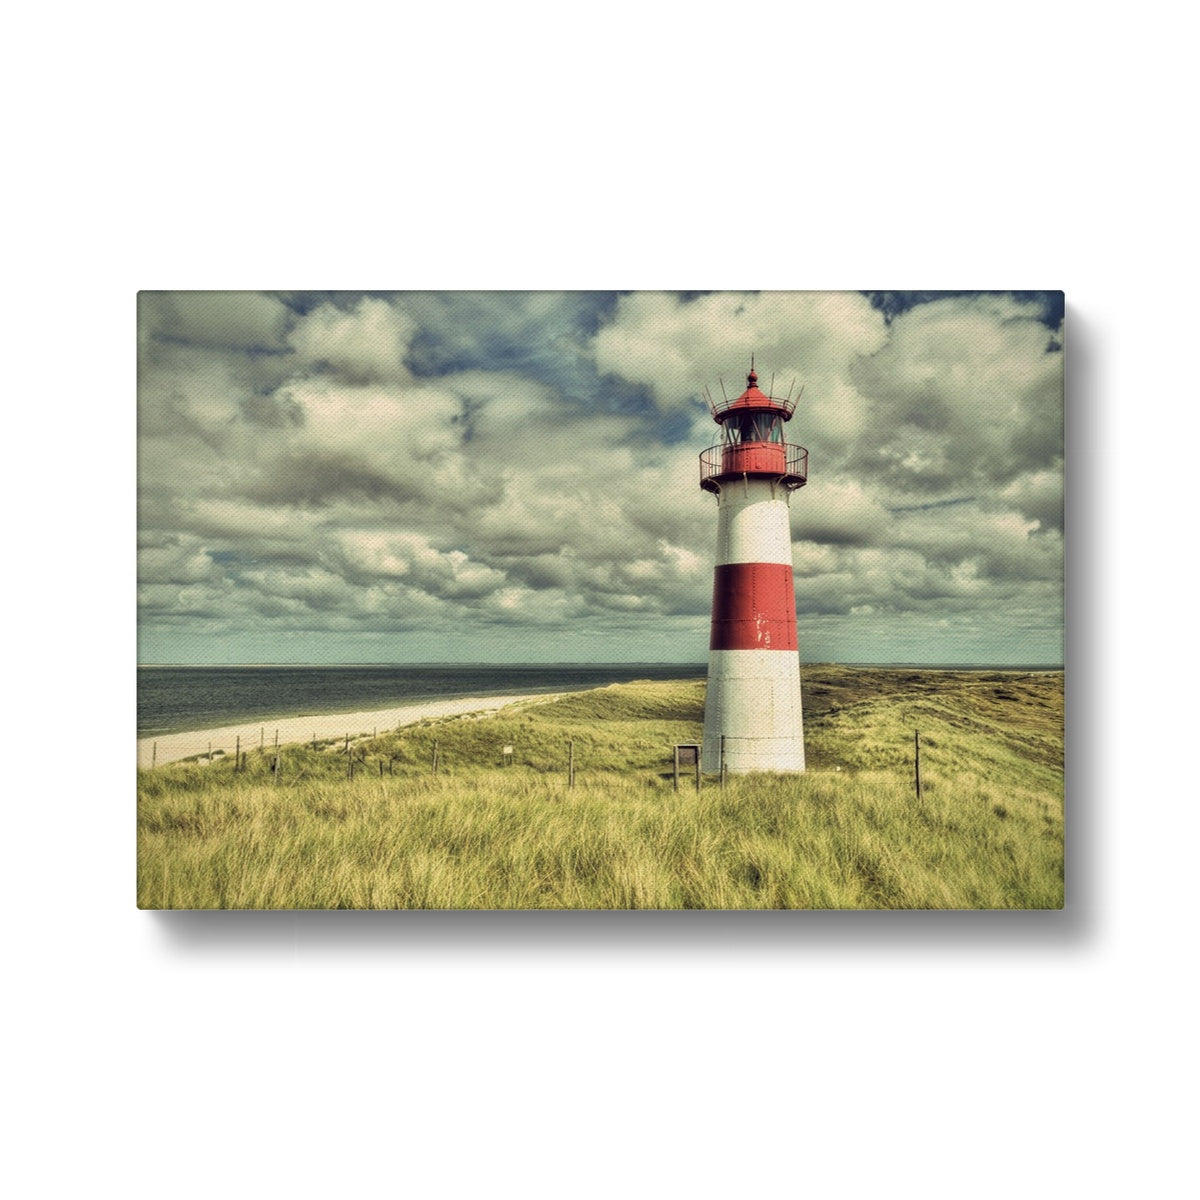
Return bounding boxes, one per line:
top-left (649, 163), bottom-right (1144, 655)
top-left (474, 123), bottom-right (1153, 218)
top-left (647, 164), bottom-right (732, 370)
top-left (674, 743), bottom-right (702, 792)
top-left (502, 745), bottom-right (514, 755)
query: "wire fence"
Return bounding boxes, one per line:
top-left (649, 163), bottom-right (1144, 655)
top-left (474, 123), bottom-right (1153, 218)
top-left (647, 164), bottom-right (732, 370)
top-left (140, 729), bottom-right (928, 796)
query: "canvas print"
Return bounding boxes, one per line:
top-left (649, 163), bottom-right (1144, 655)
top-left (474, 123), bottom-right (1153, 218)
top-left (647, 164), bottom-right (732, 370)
top-left (137, 291), bottom-right (1064, 909)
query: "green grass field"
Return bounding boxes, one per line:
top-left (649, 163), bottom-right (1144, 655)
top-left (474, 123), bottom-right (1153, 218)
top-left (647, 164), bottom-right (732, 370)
top-left (137, 667), bottom-right (1064, 910)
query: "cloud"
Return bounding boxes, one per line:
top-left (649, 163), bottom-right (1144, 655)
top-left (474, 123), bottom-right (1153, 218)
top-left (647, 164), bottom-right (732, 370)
top-left (593, 291), bottom-right (887, 434)
top-left (287, 297), bottom-right (417, 385)
top-left (1000, 468), bottom-right (1064, 533)
top-left (846, 294), bottom-right (1063, 493)
top-left (795, 478), bottom-right (892, 547)
top-left (333, 531), bottom-right (508, 600)
top-left (139, 291), bottom-right (292, 353)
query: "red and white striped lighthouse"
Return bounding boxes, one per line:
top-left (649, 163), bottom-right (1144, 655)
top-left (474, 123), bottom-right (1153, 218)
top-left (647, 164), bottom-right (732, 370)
top-left (699, 366), bottom-right (808, 774)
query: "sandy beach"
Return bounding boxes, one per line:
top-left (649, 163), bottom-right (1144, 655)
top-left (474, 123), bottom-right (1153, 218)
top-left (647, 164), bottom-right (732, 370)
top-left (137, 692), bottom-right (558, 768)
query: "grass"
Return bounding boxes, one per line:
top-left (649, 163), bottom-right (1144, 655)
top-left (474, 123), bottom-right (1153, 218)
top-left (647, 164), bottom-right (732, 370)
top-left (137, 668), bottom-right (1063, 910)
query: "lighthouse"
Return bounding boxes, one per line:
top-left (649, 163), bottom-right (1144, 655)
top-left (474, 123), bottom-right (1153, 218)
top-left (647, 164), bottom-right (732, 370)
top-left (699, 366), bottom-right (808, 774)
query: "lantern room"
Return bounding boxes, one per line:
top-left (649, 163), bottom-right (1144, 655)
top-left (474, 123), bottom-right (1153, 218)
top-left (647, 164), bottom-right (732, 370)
top-left (699, 367), bottom-right (808, 493)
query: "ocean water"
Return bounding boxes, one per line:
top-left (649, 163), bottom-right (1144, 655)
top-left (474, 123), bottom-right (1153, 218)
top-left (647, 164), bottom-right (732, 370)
top-left (137, 663), bottom-right (707, 736)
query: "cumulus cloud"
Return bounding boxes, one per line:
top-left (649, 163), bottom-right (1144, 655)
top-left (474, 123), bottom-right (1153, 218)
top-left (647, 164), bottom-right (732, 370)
top-left (137, 290), bottom-right (1063, 663)
top-left (593, 291), bottom-right (886, 427)
top-left (287, 297), bottom-right (417, 385)
top-left (846, 294), bottom-right (1063, 493)
top-left (138, 291), bottom-right (292, 353)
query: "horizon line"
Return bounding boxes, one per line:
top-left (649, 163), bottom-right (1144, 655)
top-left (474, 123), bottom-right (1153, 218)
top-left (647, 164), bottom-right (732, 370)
top-left (137, 660), bottom-right (1064, 670)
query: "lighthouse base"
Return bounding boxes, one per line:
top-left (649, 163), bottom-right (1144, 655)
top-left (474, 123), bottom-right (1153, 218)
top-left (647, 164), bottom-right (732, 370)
top-left (702, 649), bottom-right (806, 774)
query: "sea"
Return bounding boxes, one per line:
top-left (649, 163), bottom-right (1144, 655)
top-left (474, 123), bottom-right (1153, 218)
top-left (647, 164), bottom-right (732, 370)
top-left (137, 663), bottom-right (708, 737)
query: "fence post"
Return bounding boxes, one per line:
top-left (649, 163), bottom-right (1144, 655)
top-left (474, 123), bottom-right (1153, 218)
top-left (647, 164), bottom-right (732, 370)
top-left (235, 735), bottom-right (240, 772)
top-left (152, 741), bottom-right (156, 769)
top-left (568, 739), bottom-right (575, 788)
top-left (260, 727), bottom-right (264, 751)
top-left (274, 751), bottom-right (280, 784)
top-left (673, 746), bottom-right (680, 792)
top-left (432, 740), bottom-right (440, 775)
top-left (914, 729), bottom-right (923, 799)
top-left (720, 735), bottom-right (727, 789)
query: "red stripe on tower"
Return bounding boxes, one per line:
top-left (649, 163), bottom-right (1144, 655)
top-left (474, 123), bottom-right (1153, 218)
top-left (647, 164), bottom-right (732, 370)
top-left (709, 562), bottom-right (798, 650)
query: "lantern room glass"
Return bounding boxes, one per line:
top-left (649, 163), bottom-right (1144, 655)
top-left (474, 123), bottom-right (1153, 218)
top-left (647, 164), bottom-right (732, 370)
top-left (731, 412), bottom-right (783, 444)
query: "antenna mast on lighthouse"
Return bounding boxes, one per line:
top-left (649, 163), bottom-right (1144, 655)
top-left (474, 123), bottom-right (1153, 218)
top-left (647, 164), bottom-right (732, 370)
top-left (697, 364), bottom-right (808, 774)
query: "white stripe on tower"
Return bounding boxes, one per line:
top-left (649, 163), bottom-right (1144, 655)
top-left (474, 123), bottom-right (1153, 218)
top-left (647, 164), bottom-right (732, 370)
top-left (713, 483), bottom-right (794, 567)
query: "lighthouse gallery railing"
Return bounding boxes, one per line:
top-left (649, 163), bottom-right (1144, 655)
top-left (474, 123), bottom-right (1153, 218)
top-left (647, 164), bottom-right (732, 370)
top-left (699, 442), bottom-right (808, 490)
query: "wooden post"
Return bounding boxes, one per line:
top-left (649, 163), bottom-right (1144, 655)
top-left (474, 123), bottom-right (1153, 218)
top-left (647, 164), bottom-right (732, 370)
top-left (432, 740), bottom-right (439, 775)
top-left (273, 751), bottom-right (280, 784)
top-left (720, 735), bottom-right (727, 789)
top-left (914, 729), bottom-right (923, 799)
top-left (378, 758), bottom-right (384, 777)
top-left (274, 729), bottom-right (279, 753)
top-left (345, 733), bottom-right (350, 755)
top-left (152, 741), bottom-right (156, 769)
top-left (312, 733), bottom-right (316, 751)
top-left (208, 740), bottom-right (212, 763)
top-left (673, 746), bottom-right (680, 792)
top-left (260, 727), bottom-right (264, 751)
top-left (235, 735), bottom-right (240, 772)
top-left (568, 739), bottom-right (575, 788)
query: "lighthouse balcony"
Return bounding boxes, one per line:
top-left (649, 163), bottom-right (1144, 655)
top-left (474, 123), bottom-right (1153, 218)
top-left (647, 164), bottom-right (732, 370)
top-left (700, 442), bottom-right (808, 493)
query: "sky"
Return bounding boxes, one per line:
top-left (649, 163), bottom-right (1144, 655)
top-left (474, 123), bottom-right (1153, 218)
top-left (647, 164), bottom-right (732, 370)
top-left (137, 290), bottom-right (1063, 665)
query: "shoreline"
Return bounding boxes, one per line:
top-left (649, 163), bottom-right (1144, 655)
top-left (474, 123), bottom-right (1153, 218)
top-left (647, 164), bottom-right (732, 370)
top-left (137, 692), bottom-right (561, 768)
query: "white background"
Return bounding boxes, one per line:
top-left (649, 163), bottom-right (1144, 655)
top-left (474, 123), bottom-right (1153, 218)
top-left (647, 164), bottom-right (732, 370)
top-left (7, 4), bottom-right (1195, 1197)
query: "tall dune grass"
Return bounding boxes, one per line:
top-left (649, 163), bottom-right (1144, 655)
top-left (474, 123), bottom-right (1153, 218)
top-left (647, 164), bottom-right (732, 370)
top-left (137, 670), bottom-right (1063, 910)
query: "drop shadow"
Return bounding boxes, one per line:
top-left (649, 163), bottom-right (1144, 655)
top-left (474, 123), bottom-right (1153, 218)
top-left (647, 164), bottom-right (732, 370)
top-left (146, 298), bottom-right (1093, 962)
top-left (149, 903), bottom-right (1086, 961)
